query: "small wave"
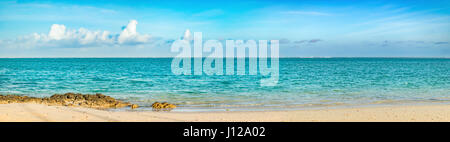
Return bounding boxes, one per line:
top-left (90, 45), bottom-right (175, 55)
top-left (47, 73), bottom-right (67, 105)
top-left (12, 82), bottom-right (38, 85)
top-left (129, 79), bottom-right (153, 83)
top-left (91, 77), bottom-right (110, 81)
top-left (0, 90), bottom-right (24, 94)
top-left (115, 77), bottom-right (127, 80)
top-left (0, 68), bottom-right (9, 74)
top-left (174, 103), bottom-right (265, 108)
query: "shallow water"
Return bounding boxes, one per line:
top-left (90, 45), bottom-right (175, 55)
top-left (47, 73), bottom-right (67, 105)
top-left (0, 58), bottom-right (449, 111)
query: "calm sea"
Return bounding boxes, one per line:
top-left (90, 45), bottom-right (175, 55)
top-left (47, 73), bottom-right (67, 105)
top-left (0, 58), bottom-right (449, 111)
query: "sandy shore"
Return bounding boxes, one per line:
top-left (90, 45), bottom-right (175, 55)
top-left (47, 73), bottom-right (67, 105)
top-left (0, 103), bottom-right (449, 122)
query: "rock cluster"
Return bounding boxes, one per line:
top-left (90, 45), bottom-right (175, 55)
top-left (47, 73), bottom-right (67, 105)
top-left (131, 104), bottom-right (139, 109)
top-left (152, 102), bottom-right (176, 111)
top-left (0, 93), bottom-right (138, 109)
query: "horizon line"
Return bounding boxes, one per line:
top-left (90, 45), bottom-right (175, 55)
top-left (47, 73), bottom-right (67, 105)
top-left (0, 56), bottom-right (449, 59)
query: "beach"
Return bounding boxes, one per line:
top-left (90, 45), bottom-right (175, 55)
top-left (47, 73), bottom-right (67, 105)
top-left (1, 58), bottom-right (449, 122)
top-left (1, 103), bottom-right (448, 122)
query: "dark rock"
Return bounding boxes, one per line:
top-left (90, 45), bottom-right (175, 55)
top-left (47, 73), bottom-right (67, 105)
top-left (151, 102), bottom-right (176, 111)
top-left (0, 93), bottom-right (138, 109)
top-left (131, 104), bottom-right (139, 109)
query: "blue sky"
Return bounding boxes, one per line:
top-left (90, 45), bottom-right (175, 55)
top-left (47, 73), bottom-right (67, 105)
top-left (0, 0), bottom-right (449, 57)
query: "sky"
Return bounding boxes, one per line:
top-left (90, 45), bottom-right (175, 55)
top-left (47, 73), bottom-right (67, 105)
top-left (0, 0), bottom-right (449, 57)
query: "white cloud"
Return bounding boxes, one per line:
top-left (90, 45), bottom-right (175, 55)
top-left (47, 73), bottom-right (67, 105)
top-left (182, 29), bottom-right (192, 41)
top-left (0, 20), bottom-right (151, 48)
top-left (118, 20), bottom-right (150, 44)
top-left (48, 24), bottom-right (66, 40)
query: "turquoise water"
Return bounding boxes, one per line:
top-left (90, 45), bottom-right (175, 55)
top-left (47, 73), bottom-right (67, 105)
top-left (0, 58), bottom-right (449, 111)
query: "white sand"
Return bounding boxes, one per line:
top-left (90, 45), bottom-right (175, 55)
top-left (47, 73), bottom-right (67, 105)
top-left (0, 103), bottom-right (449, 122)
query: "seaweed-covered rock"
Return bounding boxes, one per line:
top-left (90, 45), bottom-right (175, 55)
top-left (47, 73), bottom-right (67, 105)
top-left (151, 102), bottom-right (176, 111)
top-left (0, 93), bottom-right (138, 109)
top-left (131, 104), bottom-right (139, 109)
top-left (0, 95), bottom-right (43, 104)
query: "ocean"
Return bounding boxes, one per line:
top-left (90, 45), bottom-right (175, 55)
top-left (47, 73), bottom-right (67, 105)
top-left (0, 58), bottom-right (449, 111)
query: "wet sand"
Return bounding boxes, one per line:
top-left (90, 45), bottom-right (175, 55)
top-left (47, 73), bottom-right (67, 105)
top-left (0, 103), bottom-right (449, 122)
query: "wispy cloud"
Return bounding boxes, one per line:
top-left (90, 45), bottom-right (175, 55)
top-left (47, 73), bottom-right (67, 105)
top-left (0, 1), bottom-right (119, 23)
top-left (434, 42), bottom-right (449, 45)
top-left (279, 38), bottom-right (290, 44)
top-left (294, 39), bottom-right (323, 44)
top-left (344, 6), bottom-right (450, 41)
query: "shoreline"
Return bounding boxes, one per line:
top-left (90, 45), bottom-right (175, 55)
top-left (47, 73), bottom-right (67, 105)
top-left (166, 101), bottom-right (450, 112)
top-left (1, 103), bottom-right (448, 122)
